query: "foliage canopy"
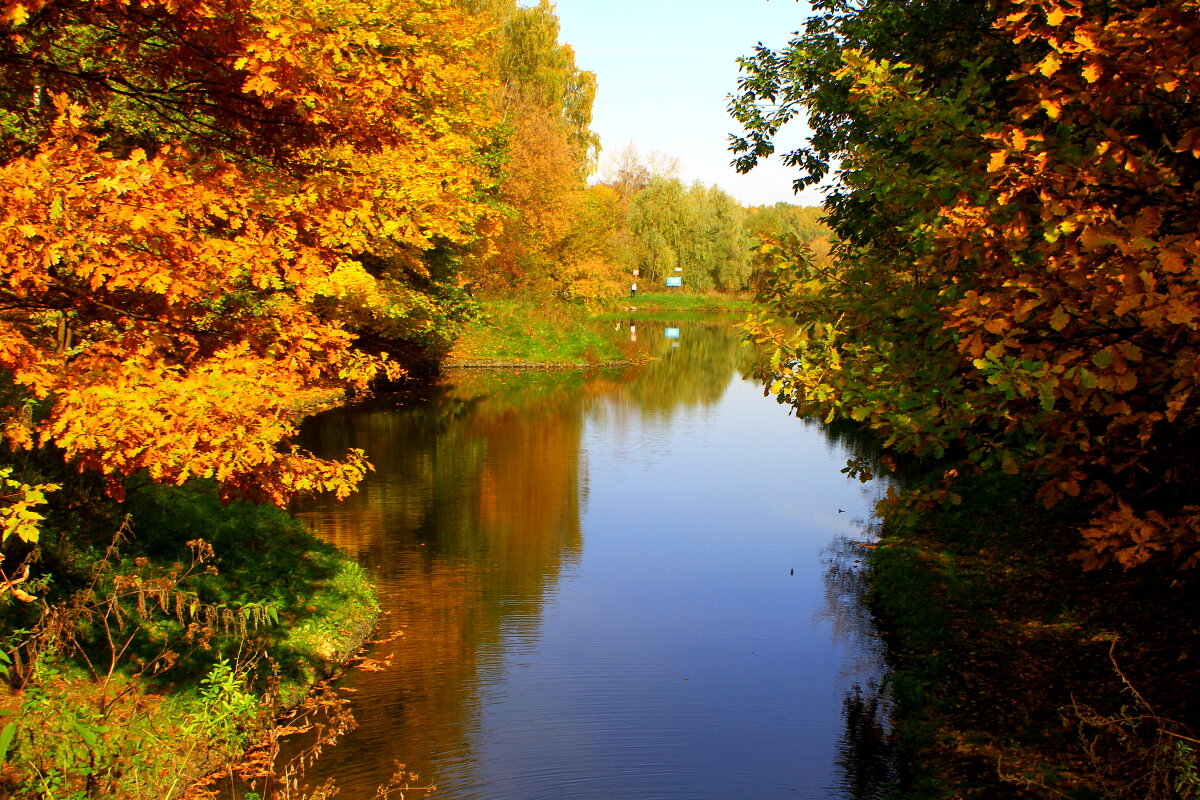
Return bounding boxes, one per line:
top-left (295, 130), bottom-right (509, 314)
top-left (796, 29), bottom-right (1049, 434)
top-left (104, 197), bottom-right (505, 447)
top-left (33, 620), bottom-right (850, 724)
top-left (0, 0), bottom-right (497, 512)
top-left (733, 0), bottom-right (1200, 568)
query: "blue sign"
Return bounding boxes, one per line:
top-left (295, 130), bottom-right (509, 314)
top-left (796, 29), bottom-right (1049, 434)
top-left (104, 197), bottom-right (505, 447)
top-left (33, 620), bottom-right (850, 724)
top-left (664, 328), bottom-right (680, 339)
top-left (665, 276), bottom-right (682, 287)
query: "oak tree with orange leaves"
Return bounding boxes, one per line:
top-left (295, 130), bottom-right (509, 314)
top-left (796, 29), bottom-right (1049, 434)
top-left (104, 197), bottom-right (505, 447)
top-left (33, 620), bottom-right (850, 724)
top-left (0, 0), bottom-right (497, 531)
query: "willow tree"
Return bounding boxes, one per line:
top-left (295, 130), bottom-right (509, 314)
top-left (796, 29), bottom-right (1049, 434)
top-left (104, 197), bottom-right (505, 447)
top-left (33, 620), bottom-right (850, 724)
top-left (626, 178), bottom-right (749, 291)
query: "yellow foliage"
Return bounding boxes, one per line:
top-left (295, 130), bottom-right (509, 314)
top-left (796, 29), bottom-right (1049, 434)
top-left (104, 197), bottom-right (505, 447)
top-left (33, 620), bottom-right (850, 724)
top-left (0, 0), bottom-right (498, 503)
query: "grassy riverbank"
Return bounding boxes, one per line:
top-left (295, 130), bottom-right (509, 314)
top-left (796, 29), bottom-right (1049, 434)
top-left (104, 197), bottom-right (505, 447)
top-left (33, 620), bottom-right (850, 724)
top-left (446, 295), bottom-right (632, 366)
top-left (871, 471), bottom-right (1200, 798)
top-left (616, 291), bottom-right (754, 314)
top-left (446, 292), bottom-right (752, 366)
top-left (0, 482), bottom-right (377, 799)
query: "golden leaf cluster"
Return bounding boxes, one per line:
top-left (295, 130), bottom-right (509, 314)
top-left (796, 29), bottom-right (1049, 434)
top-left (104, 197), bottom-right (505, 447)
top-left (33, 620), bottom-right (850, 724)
top-left (0, 0), bottom-right (499, 519)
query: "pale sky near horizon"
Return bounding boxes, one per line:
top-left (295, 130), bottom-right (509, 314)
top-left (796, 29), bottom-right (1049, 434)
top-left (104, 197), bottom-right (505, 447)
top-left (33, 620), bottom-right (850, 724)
top-left (550, 0), bottom-right (826, 208)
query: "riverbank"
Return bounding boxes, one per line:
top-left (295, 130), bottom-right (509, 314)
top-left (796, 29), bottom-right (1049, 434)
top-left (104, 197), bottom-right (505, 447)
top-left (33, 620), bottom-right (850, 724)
top-left (870, 470), bottom-right (1200, 798)
top-left (0, 483), bottom-right (378, 800)
top-left (445, 292), bottom-right (752, 367)
top-left (608, 291), bottom-right (754, 314)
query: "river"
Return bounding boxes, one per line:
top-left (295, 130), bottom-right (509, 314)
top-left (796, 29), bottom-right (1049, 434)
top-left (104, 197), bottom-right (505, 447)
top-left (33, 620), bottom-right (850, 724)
top-left (283, 317), bottom-right (892, 800)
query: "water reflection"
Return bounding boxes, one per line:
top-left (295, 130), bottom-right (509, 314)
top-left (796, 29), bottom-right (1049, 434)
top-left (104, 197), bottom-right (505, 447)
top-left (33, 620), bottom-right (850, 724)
top-left (617, 319), bottom-right (757, 413)
top-left (836, 682), bottom-right (896, 800)
top-left (287, 372), bottom-right (599, 795)
top-left (820, 535), bottom-right (884, 672)
top-left (821, 535), bottom-right (896, 799)
top-left (281, 317), bottom-right (890, 799)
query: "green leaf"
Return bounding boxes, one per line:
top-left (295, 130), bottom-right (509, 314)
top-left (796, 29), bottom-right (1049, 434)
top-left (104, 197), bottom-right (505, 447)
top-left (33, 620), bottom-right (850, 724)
top-left (0, 722), bottom-right (15, 765)
top-left (70, 717), bottom-right (98, 748)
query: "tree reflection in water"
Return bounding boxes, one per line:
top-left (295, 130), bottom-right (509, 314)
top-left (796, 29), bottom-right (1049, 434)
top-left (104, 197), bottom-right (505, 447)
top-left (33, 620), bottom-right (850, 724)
top-left (818, 414), bottom-right (897, 800)
top-left (837, 681), bottom-right (896, 799)
top-left (822, 533), bottom-right (897, 798)
top-left (271, 317), bottom-right (898, 799)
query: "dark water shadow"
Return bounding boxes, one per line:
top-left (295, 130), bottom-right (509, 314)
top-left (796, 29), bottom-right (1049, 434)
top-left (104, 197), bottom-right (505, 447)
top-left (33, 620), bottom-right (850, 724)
top-left (822, 530), bottom-right (898, 799)
top-left (837, 681), bottom-right (897, 800)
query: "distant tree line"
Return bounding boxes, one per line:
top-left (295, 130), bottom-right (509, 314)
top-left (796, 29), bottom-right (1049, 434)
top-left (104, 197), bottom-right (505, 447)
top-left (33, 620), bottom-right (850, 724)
top-left (593, 144), bottom-right (832, 294)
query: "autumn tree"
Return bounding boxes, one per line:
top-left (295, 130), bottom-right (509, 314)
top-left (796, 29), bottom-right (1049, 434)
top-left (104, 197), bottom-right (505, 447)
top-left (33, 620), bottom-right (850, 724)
top-left (742, 204), bottom-right (833, 292)
top-left (467, 0), bottom-right (620, 303)
top-left (598, 142), bottom-right (681, 204)
top-left (556, 184), bottom-right (629, 302)
top-left (498, 0), bottom-right (598, 175)
top-left (937, 0), bottom-right (1200, 569)
top-left (743, 204), bottom-right (827, 241)
top-left (733, 0), bottom-right (1200, 567)
top-left (0, 0), bottom-right (498, 524)
top-left (626, 177), bottom-right (750, 291)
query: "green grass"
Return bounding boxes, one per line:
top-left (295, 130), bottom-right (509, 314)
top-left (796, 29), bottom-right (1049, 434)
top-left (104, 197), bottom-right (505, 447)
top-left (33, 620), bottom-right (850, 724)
top-left (124, 483), bottom-right (378, 692)
top-left (610, 291), bottom-right (754, 314)
top-left (448, 295), bottom-right (633, 365)
top-left (0, 482), bottom-right (379, 799)
top-left (447, 292), bottom-right (754, 365)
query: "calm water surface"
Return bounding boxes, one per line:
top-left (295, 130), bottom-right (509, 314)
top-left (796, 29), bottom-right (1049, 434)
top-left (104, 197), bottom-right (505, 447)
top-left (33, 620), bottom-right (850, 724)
top-left (287, 319), bottom-right (889, 799)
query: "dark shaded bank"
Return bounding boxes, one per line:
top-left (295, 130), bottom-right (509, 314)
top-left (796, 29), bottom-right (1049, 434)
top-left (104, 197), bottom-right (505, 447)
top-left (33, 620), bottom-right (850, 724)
top-left (0, 481), bottom-right (377, 799)
top-left (868, 471), bottom-right (1200, 799)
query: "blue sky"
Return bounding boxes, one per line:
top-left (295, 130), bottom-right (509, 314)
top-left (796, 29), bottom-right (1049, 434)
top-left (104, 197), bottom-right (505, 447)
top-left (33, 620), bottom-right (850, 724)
top-left (550, 0), bottom-right (825, 207)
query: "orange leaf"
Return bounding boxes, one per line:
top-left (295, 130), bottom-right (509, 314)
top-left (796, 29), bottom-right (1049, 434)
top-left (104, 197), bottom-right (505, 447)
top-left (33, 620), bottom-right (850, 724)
top-left (1038, 52), bottom-right (1062, 77)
